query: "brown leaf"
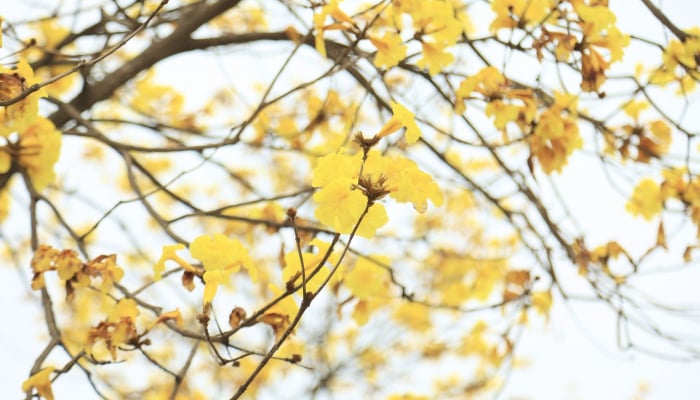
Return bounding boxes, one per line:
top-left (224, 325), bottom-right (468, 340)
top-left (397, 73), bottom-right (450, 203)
top-left (502, 289), bottom-right (520, 302)
top-left (0, 73), bottom-right (23, 101)
top-left (505, 270), bottom-right (531, 288)
top-left (182, 270), bottom-right (195, 291)
top-left (228, 306), bottom-right (247, 329)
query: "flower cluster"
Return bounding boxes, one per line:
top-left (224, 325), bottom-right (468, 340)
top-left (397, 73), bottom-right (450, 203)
top-left (30, 245), bottom-right (124, 299)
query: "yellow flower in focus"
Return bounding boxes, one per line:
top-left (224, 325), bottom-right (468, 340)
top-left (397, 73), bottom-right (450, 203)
top-left (311, 151), bottom-right (360, 188)
top-left (30, 244), bottom-right (60, 290)
top-left (356, 202), bottom-right (389, 238)
top-left (313, 178), bottom-right (368, 234)
top-left (361, 150), bottom-right (443, 212)
top-left (311, 150), bottom-right (390, 237)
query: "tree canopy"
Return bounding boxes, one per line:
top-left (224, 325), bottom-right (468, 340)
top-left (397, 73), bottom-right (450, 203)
top-left (2, 0), bottom-right (699, 399)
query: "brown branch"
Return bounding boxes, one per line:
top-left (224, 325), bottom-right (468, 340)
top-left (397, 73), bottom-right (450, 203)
top-left (3, 0), bottom-right (169, 108)
top-left (49, 0), bottom-right (243, 129)
top-left (169, 341), bottom-right (200, 400)
top-left (639, 0), bottom-right (689, 42)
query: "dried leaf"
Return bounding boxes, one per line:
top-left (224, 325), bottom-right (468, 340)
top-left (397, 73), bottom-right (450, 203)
top-left (182, 270), bottom-right (195, 292)
top-left (258, 312), bottom-right (290, 339)
top-left (229, 306), bottom-right (247, 329)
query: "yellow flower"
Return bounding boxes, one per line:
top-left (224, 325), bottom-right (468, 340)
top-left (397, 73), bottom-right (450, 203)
top-left (574, 1), bottom-right (616, 35)
top-left (393, 301), bottom-right (432, 332)
top-left (649, 120), bottom-right (671, 154)
top-left (626, 178), bottom-right (663, 220)
top-left (581, 48), bottom-right (609, 92)
top-left (0, 59), bottom-right (46, 137)
top-left (22, 367), bottom-right (55, 400)
top-left (311, 151), bottom-right (359, 188)
top-left (485, 100), bottom-right (520, 131)
top-left (55, 249), bottom-right (82, 280)
top-left (529, 101), bottom-right (582, 174)
top-left (313, 0), bottom-right (355, 58)
top-left (356, 202), bottom-right (389, 238)
top-left (531, 290), bottom-right (553, 317)
top-left (190, 233), bottom-right (253, 304)
top-left (416, 41), bottom-right (454, 76)
top-left (623, 100), bottom-right (649, 120)
top-left (490, 0), bottom-right (556, 31)
top-left (370, 32), bottom-right (406, 69)
top-left (17, 117), bottom-right (62, 191)
top-left (311, 150), bottom-right (390, 237)
top-left (455, 67), bottom-right (508, 112)
top-left (89, 254), bottom-right (124, 293)
top-left (313, 178), bottom-right (368, 234)
top-left (376, 101), bottom-right (421, 144)
top-left (344, 256), bottom-right (390, 299)
top-left (30, 245), bottom-right (60, 290)
top-left (154, 243), bottom-right (194, 280)
top-left (388, 158), bottom-right (443, 212)
top-left (108, 298), bottom-right (139, 323)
